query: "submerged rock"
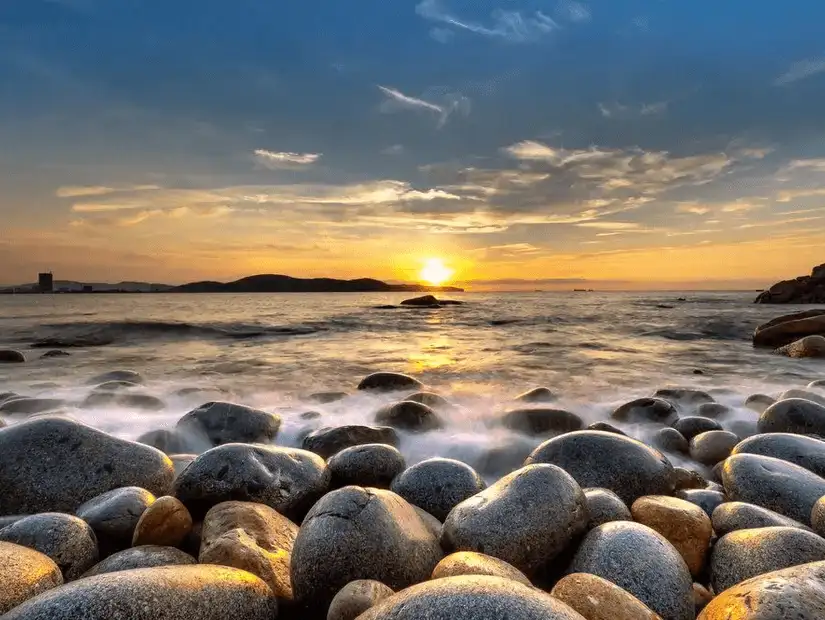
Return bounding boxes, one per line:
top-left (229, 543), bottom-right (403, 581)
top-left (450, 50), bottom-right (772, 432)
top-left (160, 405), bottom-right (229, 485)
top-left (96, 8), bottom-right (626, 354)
top-left (86, 370), bottom-right (144, 386)
top-left (132, 495), bottom-right (193, 548)
top-left (776, 335), bottom-right (825, 358)
top-left (327, 443), bottom-right (406, 489)
top-left (431, 552), bottom-right (531, 586)
top-left (780, 388), bottom-right (825, 406)
top-left (611, 398), bottom-right (679, 425)
top-left (327, 580), bottom-right (395, 620)
top-left (0, 350), bottom-right (25, 363)
top-left (391, 458), bottom-right (486, 521)
top-left (82, 545), bottom-right (196, 578)
top-left (0, 542), bottom-right (63, 614)
top-left (76, 487), bottom-right (156, 557)
top-left (587, 421), bottom-right (627, 435)
top-left (308, 391), bottom-right (348, 404)
top-left (357, 372), bottom-right (423, 392)
top-left (81, 392), bottom-right (166, 411)
top-left (551, 573), bottom-right (663, 620)
top-left (502, 407), bottom-right (583, 436)
top-left (374, 400), bottom-right (443, 431)
top-left (695, 403), bottom-right (731, 418)
top-left (176, 401), bottom-right (281, 447)
top-left (301, 425), bottom-right (399, 459)
top-left (584, 488), bottom-right (632, 528)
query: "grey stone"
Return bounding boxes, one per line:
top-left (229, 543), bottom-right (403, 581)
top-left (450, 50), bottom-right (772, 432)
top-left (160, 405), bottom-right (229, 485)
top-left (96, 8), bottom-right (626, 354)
top-left (170, 454), bottom-right (196, 477)
top-left (90, 380), bottom-right (141, 392)
top-left (82, 545), bottom-right (196, 577)
top-left (651, 427), bottom-right (689, 454)
top-left (431, 552), bottom-right (531, 585)
top-left (809, 380), bottom-right (825, 388)
top-left (723, 418), bottom-right (759, 440)
top-left (308, 391), bottom-right (349, 404)
top-left (695, 403), bottom-right (732, 418)
top-left (327, 580), bottom-right (395, 620)
top-left (810, 495), bottom-right (825, 538)
top-left (502, 408), bottom-right (583, 436)
top-left (374, 400), bottom-right (443, 432)
top-left (514, 387), bottom-right (557, 403)
top-left (0, 417), bottom-right (173, 515)
top-left (568, 521), bottom-right (693, 620)
top-left (711, 526), bottom-right (825, 593)
top-left (689, 430), bottom-right (739, 466)
top-left (81, 392), bottom-right (166, 411)
top-left (176, 401), bottom-right (281, 447)
top-left (0, 350), bottom-right (25, 363)
top-left (472, 437), bottom-right (537, 479)
top-left (0, 397), bottom-right (64, 415)
top-left (137, 428), bottom-right (201, 455)
top-left (526, 430), bottom-right (675, 505)
top-left (675, 489), bottom-right (727, 518)
top-left (357, 372), bottom-right (423, 392)
top-left (583, 488), bottom-right (631, 528)
top-left (672, 467), bottom-right (707, 490)
top-left (75, 487), bottom-right (155, 557)
top-left (674, 416), bottom-right (723, 440)
top-left (173, 443), bottom-right (329, 521)
top-left (1, 565), bottom-right (278, 619)
top-left (328, 444), bottom-right (406, 489)
top-left (406, 392), bottom-right (452, 409)
top-left (441, 464), bottom-right (588, 575)
top-left (780, 389), bottom-right (825, 406)
top-left (722, 453), bottom-right (825, 524)
top-left (357, 575), bottom-right (587, 620)
top-left (745, 394), bottom-right (776, 414)
top-left (0, 542), bottom-right (63, 614)
top-left (732, 432), bottom-right (825, 477)
top-left (611, 398), bottom-right (679, 425)
top-left (654, 388), bottom-right (715, 409)
top-left (390, 458), bottom-right (486, 521)
top-left (290, 487), bottom-right (442, 615)
top-left (759, 398), bottom-right (825, 435)
top-left (712, 502), bottom-right (810, 536)
top-left (0, 513), bottom-right (98, 581)
top-left (86, 370), bottom-right (144, 385)
top-left (587, 421), bottom-right (627, 435)
top-left (302, 425), bottom-right (400, 459)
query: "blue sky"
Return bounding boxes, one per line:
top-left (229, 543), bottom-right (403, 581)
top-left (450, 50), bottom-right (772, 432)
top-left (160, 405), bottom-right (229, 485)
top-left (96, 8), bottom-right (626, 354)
top-left (2, 0), bottom-right (825, 287)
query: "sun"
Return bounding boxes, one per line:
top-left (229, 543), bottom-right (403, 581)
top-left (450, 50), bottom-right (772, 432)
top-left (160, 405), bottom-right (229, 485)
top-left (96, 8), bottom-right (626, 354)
top-left (419, 258), bottom-right (454, 286)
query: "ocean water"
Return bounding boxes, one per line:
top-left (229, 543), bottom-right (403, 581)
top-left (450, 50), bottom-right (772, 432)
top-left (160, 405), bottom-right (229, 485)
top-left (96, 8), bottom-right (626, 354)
top-left (1, 291), bottom-right (824, 478)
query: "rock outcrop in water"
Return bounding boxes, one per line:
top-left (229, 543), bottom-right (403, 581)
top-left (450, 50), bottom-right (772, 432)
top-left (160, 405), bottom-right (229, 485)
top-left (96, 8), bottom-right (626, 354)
top-left (755, 263), bottom-right (825, 303)
top-left (753, 309), bottom-right (825, 347)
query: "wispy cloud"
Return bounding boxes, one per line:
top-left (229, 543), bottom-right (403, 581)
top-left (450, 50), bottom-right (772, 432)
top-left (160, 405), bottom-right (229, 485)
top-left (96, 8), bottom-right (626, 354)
top-left (556, 0), bottom-right (591, 23)
top-left (576, 221), bottom-right (641, 230)
top-left (774, 56), bottom-right (825, 86)
top-left (676, 203), bottom-right (711, 215)
top-left (382, 144), bottom-right (405, 155)
top-left (416, 0), bottom-right (559, 43)
top-left (378, 85), bottom-right (469, 128)
top-left (253, 149), bottom-right (321, 169)
top-left (599, 101), bottom-right (668, 119)
top-left (56, 185), bottom-right (160, 198)
top-left (787, 158), bottom-right (825, 172)
top-left (776, 187), bottom-right (825, 202)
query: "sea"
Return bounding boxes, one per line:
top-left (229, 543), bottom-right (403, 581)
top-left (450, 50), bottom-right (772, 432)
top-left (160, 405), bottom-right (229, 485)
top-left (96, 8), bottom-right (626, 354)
top-left (2, 291), bottom-right (824, 477)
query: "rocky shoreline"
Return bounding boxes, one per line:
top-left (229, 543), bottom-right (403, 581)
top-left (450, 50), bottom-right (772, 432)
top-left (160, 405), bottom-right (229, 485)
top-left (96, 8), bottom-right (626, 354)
top-left (2, 371), bottom-right (825, 618)
top-left (755, 263), bottom-right (825, 304)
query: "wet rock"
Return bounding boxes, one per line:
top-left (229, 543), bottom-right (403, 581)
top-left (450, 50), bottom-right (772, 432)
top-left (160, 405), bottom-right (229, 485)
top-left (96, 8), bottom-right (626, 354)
top-left (173, 443), bottom-right (329, 521)
top-left (138, 428), bottom-right (201, 455)
top-left (693, 583), bottom-right (713, 615)
top-left (690, 430), bottom-right (740, 466)
top-left (811, 495), bottom-right (825, 538)
top-left (526, 431), bottom-right (675, 505)
top-left (711, 526), bottom-right (825, 593)
top-left (302, 425), bottom-right (400, 459)
top-left (551, 572), bottom-right (663, 620)
top-left (290, 487), bottom-right (442, 615)
top-left (732, 432), bottom-right (825, 477)
top-left (0, 417), bottom-right (174, 515)
top-left (170, 454), bottom-right (196, 477)
top-left (441, 464), bottom-right (588, 575)
top-left (82, 545), bottom-right (196, 577)
top-left (472, 437), bottom-right (536, 479)
top-left (391, 458), bottom-right (486, 521)
top-left (611, 398), bottom-right (679, 425)
top-left (86, 370), bottom-right (144, 385)
top-left (752, 309), bottom-right (825, 347)
top-left (674, 489), bottom-right (727, 518)
top-left (406, 391), bottom-right (452, 409)
top-left (698, 560), bottom-right (825, 619)
top-left (777, 335), bottom-right (825, 358)
top-left (357, 372), bottom-right (423, 392)
top-left (0, 513), bottom-right (98, 581)
top-left (1, 565), bottom-right (278, 619)
top-left (309, 391), bottom-right (348, 404)
top-left (745, 394), bottom-right (776, 413)
top-left (327, 443), bottom-right (406, 489)
top-left (327, 580), bottom-right (395, 620)
top-left (502, 407), bottom-right (583, 436)
top-left (655, 388), bottom-right (715, 409)
top-left (587, 421), bottom-right (627, 435)
top-left (0, 397), bottom-right (64, 415)
top-left (712, 501), bottom-right (810, 536)
top-left (759, 397), bottom-right (825, 435)
top-left (651, 427), bottom-right (689, 454)
top-left (695, 403), bottom-right (731, 418)
top-left (584, 488), bottom-right (632, 528)
top-left (515, 387), bottom-right (557, 403)
top-left (176, 401), bottom-right (281, 447)
top-left (673, 467), bottom-right (707, 490)
top-left (722, 453), bottom-right (825, 524)
top-left (374, 400), bottom-right (443, 432)
top-left (401, 295), bottom-right (452, 306)
top-left (300, 410), bottom-right (321, 420)
top-left (0, 349), bottom-right (25, 363)
top-left (132, 496), bottom-right (193, 547)
top-left (780, 388), bottom-right (825, 406)
top-left (810, 379), bottom-right (825, 388)
top-left (93, 380), bottom-right (142, 392)
top-left (199, 501), bottom-right (298, 600)
top-left (0, 542), bottom-right (62, 614)
top-left (674, 416), bottom-right (723, 440)
top-left (431, 551), bottom-right (531, 585)
top-left (81, 391), bottom-right (165, 411)
top-left (357, 575), bottom-right (587, 620)
top-left (631, 495), bottom-right (713, 577)
top-left (76, 487), bottom-right (156, 557)
top-left (568, 521), bottom-right (694, 620)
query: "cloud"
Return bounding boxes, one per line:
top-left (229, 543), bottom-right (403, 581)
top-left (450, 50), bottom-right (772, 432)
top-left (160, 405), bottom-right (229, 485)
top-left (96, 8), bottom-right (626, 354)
top-left (599, 101), bottom-right (667, 119)
top-left (556, 0), bottom-right (590, 23)
top-left (774, 56), bottom-right (825, 86)
top-left (253, 149), bottom-right (321, 169)
top-left (787, 158), bottom-right (825, 172)
top-left (56, 185), bottom-right (161, 198)
top-left (676, 203), bottom-right (711, 215)
top-left (776, 188), bottom-right (825, 202)
top-left (576, 221), bottom-right (641, 230)
top-left (415, 0), bottom-right (559, 43)
top-left (382, 144), bottom-right (405, 155)
top-left (378, 85), bottom-right (470, 128)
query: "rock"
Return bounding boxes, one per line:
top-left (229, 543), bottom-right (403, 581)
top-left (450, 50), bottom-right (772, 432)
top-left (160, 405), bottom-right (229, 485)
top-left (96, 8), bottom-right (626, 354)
top-left (654, 388), bottom-right (715, 409)
top-left (722, 453), bottom-right (825, 524)
top-left (526, 431), bottom-right (675, 505)
top-left (132, 495), bottom-right (193, 547)
top-left (176, 401), bottom-right (281, 447)
top-left (551, 573), bottom-right (663, 620)
top-left (502, 408), bottom-right (583, 436)
top-left (41, 350), bottom-right (70, 358)
top-left (441, 464), bottom-right (588, 575)
top-left (357, 372), bottom-right (423, 392)
top-left (300, 410), bottom-right (321, 420)
top-left (309, 391), bottom-right (348, 404)
top-left (759, 398), bottom-right (825, 435)
top-left (0, 397), bottom-right (64, 415)
top-left (93, 380), bottom-right (142, 391)
top-left (713, 501), bottom-right (810, 536)
top-left (356, 575), bottom-right (587, 620)
top-left (777, 335), bottom-right (825, 358)
top-left (327, 443), bottom-right (406, 489)
top-left (327, 580), bottom-right (395, 620)
top-left (391, 458), bottom-right (486, 521)
top-left (471, 437), bottom-right (537, 479)
top-left (0, 417), bottom-right (173, 515)
top-left (673, 467), bottom-right (707, 490)
top-left (811, 496), bottom-right (825, 538)
top-left (584, 488), bottom-right (632, 528)
top-left (690, 430), bottom-right (740, 466)
top-left (631, 495), bottom-right (713, 577)
top-left (780, 388), bottom-right (825, 406)
top-left (515, 387), bottom-right (557, 403)
top-left (1, 565), bottom-right (278, 619)
top-left (698, 560), bottom-right (825, 619)
top-left (405, 391), bottom-right (452, 409)
top-left (587, 421), bottom-right (627, 435)
top-left (753, 309), bottom-right (825, 347)
top-left (695, 403), bottom-right (731, 418)
top-left (674, 489), bottom-right (727, 518)
top-left (81, 392), bottom-right (166, 411)
top-left (732, 432), bottom-right (825, 477)
top-left (374, 400), bottom-right (443, 431)
top-left (745, 394), bottom-right (776, 413)
top-left (0, 542), bottom-right (63, 614)
top-left (755, 265), bottom-right (825, 304)
top-left (302, 425), bottom-right (400, 459)
top-left (693, 583), bottom-right (713, 615)
top-left (137, 428), bottom-right (201, 455)
top-left (0, 513), bottom-right (98, 581)
top-left (611, 398), bottom-right (679, 425)
top-left (170, 454), bottom-right (196, 477)
top-left (75, 487), bottom-right (156, 557)
top-left (674, 416), bottom-right (724, 440)
top-left (401, 295), bottom-right (439, 306)
top-left (568, 521), bottom-right (694, 620)
top-left (290, 487), bottom-right (442, 614)
top-left (173, 444), bottom-right (329, 521)
top-left (82, 545), bottom-right (196, 577)
top-left (86, 370), bottom-right (144, 385)
top-left (431, 551), bottom-right (531, 586)
top-left (199, 501), bottom-right (298, 600)
top-left (810, 380), bottom-right (825, 388)
top-left (0, 350), bottom-right (25, 363)
top-left (651, 427), bottom-right (690, 454)
top-left (711, 526), bottom-right (825, 593)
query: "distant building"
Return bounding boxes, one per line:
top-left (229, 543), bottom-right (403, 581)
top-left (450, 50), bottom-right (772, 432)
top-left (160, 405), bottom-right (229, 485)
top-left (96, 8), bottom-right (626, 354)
top-left (38, 272), bottom-right (54, 293)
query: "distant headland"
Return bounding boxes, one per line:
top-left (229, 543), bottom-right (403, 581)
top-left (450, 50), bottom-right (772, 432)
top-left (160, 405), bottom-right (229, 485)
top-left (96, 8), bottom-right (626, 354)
top-left (0, 274), bottom-right (464, 294)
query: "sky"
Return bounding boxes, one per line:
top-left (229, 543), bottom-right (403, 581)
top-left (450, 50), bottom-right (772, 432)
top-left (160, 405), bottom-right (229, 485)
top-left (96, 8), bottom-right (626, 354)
top-left (2, 0), bottom-right (825, 289)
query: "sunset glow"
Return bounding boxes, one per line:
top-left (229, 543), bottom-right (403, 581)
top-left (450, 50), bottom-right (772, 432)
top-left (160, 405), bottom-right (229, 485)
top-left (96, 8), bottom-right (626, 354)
top-left (420, 258), bottom-right (454, 286)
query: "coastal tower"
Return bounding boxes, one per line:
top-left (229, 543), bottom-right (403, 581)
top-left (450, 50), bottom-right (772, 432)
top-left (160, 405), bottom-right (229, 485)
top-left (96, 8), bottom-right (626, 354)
top-left (38, 271), bottom-right (54, 293)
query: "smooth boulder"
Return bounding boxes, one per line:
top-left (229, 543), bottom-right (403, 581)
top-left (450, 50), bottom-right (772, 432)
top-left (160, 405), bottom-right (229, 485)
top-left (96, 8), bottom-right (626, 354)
top-left (732, 432), bottom-right (825, 477)
top-left (777, 335), bottom-right (825, 358)
top-left (611, 398), bottom-right (679, 425)
top-left (745, 394), bottom-right (776, 414)
top-left (752, 310), bottom-right (825, 347)
top-left (0, 542), bottom-right (63, 614)
top-left (651, 428), bottom-right (689, 455)
top-left (327, 444), bottom-right (406, 489)
top-left (75, 487), bottom-right (156, 557)
top-left (327, 580), bottom-right (395, 620)
top-left (87, 370), bottom-right (144, 385)
top-left (176, 401), bottom-right (281, 447)
top-left (82, 545), bottom-right (196, 577)
top-left (502, 408), bottom-right (583, 435)
top-left (132, 495), bottom-right (193, 547)
top-left (713, 502), bottom-right (811, 536)
top-left (551, 572), bottom-right (663, 620)
top-left (374, 400), bottom-right (443, 432)
top-left (390, 458), bottom-right (486, 521)
top-left (689, 430), bottom-right (739, 466)
top-left (515, 387), bottom-right (557, 403)
top-left (302, 425), bottom-right (400, 459)
top-left (584, 488), bottom-right (632, 528)
top-left (0, 350), bottom-right (25, 363)
top-left (675, 489), bottom-right (727, 518)
top-left (357, 372), bottom-right (423, 392)
top-left (137, 428), bottom-right (200, 455)
top-left (431, 551), bottom-right (530, 586)
top-left (810, 495), bottom-right (825, 538)
top-left (673, 416), bottom-right (723, 440)
top-left (0, 397), bottom-right (64, 415)
top-left (758, 397), bottom-right (825, 435)
top-left (654, 388), bottom-right (715, 409)
top-left (780, 388), bottom-right (825, 406)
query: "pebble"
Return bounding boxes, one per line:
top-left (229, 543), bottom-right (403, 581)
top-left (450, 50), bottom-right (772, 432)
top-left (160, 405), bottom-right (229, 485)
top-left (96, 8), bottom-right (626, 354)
top-left (731, 432), bottom-right (825, 478)
top-left (654, 388), bottom-right (715, 409)
top-left (713, 501), bottom-right (811, 536)
top-left (651, 427), bottom-right (689, 454)
top-left (327, 444), bottom-right (407, 489)
top-left (170, 454), bottom-right (196, 477)
top-left (132, 496), bottom-right (193, 547)
top-left (780, 388), bottom-right (825, 406)
top-left (674, 416), bottom-right (724, 440)
top-left (745, 393), bottom-right (776, 413)
top-left (514, 387), bottom-right (557, 403)
top-left (176, 401), bottom-right (281, 447)
top-left (374, 400), bottom-right (443, 432)
top-left (82, 545), bottom-right (196, 577)
top-left (390, 457), bottom-right (486, 521)
top-left (758, 398), bottom-right (825, 435)
top-left (689, 430), bottom-right (740, 466)
top-left (327, 580), bottom-right (395, 620)
top-left (357, 372), bottom-right (423, 392)
top-left (551, 572), bottom-right (663, 620)
top-left (309, 391), bottom-right (349, 404)
top-left (583, 488), bottom-right (632, 528)
top-left (502, 407), bottom-right (584, 436)
top-left (81, 392), bottom-right (166, 411)
top-left (587, 421), bottom-right (627, 435)
top-left (0, 542), bottom-right (63, 614)
top-left (611, 397), bottom-right (679, 425)
top-left (431, 551), bottom-right (531, 585)
top-left (672, 467), bottom-right (707, 490)
top-left (695, 403), bottom-right (731, 418)
top-left (75, 487), bottom-right (156, 557)
top-left (810, 495), bottom-right (825, 538)
top-left (675, 489), bottom-right (727, 518)
top-left (137, 429), bottom-right (201, 455)
top-left (405, 391), bottom-right (452, 409)
top-left (693, 583), bottom-right (713, 614)
top-left (0, 397), bottom-right (65, 415)
top-left (302, 425), bottom-right (400, 459)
